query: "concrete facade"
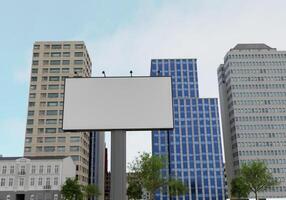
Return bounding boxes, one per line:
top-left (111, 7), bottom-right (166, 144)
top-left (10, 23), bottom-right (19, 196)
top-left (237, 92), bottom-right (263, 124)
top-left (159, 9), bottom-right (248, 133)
top-left (24, 41), bottom-right (92, 184)
top-left (0, 156), bottom-right (75, 200)
top-left (218, 44), bottom-right (286, 198)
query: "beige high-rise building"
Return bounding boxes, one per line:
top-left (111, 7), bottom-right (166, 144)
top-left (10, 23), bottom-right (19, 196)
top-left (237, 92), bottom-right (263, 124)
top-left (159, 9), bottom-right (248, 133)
top-left (24, 41), bottom-right (92, 184)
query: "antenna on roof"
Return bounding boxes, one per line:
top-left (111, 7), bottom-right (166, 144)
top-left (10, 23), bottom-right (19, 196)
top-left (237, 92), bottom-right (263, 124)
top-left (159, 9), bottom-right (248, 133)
top-left (130, 70), bottom-right (133, 77)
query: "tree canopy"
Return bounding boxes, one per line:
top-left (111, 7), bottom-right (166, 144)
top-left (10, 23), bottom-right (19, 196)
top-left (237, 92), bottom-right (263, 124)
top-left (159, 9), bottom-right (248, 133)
top-left (231, 161), bottom-right (278, 200)
top-left (128, 152), bottom-right (187, 200)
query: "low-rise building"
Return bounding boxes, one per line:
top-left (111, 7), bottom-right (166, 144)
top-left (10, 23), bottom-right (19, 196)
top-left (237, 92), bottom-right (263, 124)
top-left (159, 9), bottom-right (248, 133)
top-left (0, 156), bottom-right (75, 200)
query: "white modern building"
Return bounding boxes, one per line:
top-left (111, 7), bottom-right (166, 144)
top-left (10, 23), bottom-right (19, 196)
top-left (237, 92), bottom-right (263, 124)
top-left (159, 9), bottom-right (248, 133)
top-left (0, 156), bottom-right (75, 200)
top-left (218, 44), bottom-right (286, 198)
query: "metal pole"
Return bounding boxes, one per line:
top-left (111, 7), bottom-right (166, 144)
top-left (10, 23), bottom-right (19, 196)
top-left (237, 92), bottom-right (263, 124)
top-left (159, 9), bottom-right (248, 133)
top-left (110, 130), bottom-right (127, 200)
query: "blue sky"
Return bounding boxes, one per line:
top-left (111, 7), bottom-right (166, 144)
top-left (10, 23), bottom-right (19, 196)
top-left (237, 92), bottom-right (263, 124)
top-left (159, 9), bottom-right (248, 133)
top-left (1, 0), bottom-right (286, 163)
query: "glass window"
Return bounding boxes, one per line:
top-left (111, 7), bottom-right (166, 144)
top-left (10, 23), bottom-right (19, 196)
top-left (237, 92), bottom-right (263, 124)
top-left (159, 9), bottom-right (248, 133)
top-left (51, 44), bottom-right (62, 49)
top-left (43, 60), bottom-right (49, 65)
top-left (74, 60), bottom-right (83, 65)
top-left (58, 137), bottom-right (66, 142)
top-left (46, 119), bottom-right (57, 124)
top-left (44, 44), bottom-right (50, 49)
top-left (37, 137), bottom-right (43, 143)
top-left (39, 166), bottom-right (44, 173)
top-left (1, 178), bottom-right (5, 186)
top-left (63, 52), bottom-right (70, 57)
top-left (62, 68), bottom-right (69, 73)
top-left (2, 166), bottom-right (7, 174)
top-left (45, 128), bottom-right (57, 133)
top-left (30, 178), bottom-right (35, 186)
top-left (32, 68), bottom-right (38, 73)
top-left (50, 68), bottom-right (60, 73)
top-left (70, 146), bottom-right (80, 152)
top-left (44, 146), bottom-right (55, 152)
top-left (55, 165), bottom-right (59, 173)
top-left (48, 85), bottom-right (59, 90)
top-left (45, 137), bottom-right (56, 143)
top-left (47, 110), bottom-right (58, 115)
top-left (36, 146), bottom-right (43, 152)
top-left (48, 93), bottom-right (59, 98)
top-left (34, 45), bottom-right (40, 49)
top-left (8, 178), bottom-right (13, 186)
top-left (63, 44), bottom-right (70, 49)
top-left (31, 77), bottom-right (37, 82)
top-left (51, 52), bottom-right (61, 57)
top-left (9, 166), bottom-right (14, 174)
top-left (50, 60), bottom-right (61, 65)
top-left (19, 178), bottom-right (24, 186)
top-left (48, 102), bottom-right (58, 107)
top-left (38, 177), bottom-right (43, 185)
top-left (47, 165), bottom-right (51, 173)
top-left (62, 60), bottom-right (70, 65)
top-left (57, 146), bottom-right (65, 152)
top-left (49, 76), bottom-right (60, 81)
top-left (26, 128), bottom-right (33, 134)
top-left (28, 111), bottom-right (34, 116)
top-left (75, 44), bottom-right (84, 49)
top-left (27, 119), bottom-right (34, 125)
top-left (75, 52), bottom-right (84, 57)
top-left (70, 136), bottom-right (80, 143)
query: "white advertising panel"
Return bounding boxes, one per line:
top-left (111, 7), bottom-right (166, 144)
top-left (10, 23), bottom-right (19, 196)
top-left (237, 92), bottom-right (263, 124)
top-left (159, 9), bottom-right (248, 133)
top-left (63, 77), bottom-right (173, 131)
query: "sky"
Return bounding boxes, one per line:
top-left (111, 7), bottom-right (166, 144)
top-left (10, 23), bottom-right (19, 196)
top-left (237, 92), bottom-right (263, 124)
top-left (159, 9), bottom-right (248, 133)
top-left (1, 0), bottom-right (286, 166)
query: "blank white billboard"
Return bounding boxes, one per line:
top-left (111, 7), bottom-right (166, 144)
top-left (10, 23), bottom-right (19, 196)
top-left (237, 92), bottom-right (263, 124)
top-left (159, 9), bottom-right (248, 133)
top-left (63, 77), bottom-right (173, 131)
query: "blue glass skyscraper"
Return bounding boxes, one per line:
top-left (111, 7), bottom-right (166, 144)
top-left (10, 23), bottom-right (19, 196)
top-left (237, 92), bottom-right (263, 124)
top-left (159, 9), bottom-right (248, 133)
top-left (151, 59), bottom-right (225, 200)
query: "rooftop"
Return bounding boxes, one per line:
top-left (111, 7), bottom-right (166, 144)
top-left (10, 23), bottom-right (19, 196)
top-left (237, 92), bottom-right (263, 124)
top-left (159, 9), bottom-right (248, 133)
top-left (0, 156), bottom-right (68, 161)
top-left (231, 43), bottom-right (275, 51)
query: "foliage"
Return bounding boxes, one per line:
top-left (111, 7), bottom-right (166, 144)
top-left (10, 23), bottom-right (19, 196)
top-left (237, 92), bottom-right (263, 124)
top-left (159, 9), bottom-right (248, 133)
top-left (128, 152), bottom-right (187, 200)
top-left (231, 161), bottom-right (278, 200)
top-left (61, 178), bottom-right (83, 200)
top-left (83, 184), bottom-right (101, 198)
top-left (231, 176), bottom-right (250, 198)
top-left (127, 180), bottom-right (143, 200)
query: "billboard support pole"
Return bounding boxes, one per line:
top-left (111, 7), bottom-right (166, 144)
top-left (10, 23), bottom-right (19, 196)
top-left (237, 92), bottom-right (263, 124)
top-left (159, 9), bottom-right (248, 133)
top-left (111, 130), bottom-right (127, 200)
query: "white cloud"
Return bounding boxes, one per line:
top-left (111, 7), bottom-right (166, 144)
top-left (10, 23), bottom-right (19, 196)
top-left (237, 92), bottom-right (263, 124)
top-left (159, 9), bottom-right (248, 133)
top-left (83, 0), bottom-right (286, 163)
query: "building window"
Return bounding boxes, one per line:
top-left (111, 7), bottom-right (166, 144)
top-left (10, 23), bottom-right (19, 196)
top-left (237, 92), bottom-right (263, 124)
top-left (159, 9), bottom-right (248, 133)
top-left (62, 68), bottom-right (69, 73)
top-left (57, 146), bottom-right (65, 152)
top-left (19, 178), bottom-right (24, 186)
top-left (46, 119), bottom-right (57, 124)
top-left (75, 44), bottom-right (84, 49)
top-left (55, 165), bottom-right (59, 174)
top-left (9, 166), bottom-right (14, 174)
top-left (44, 146), bottom-right (55, 152)
top-left (26, 128), bottom-right (33, 134)
top-left (57, 137), bottom-right (66, 142)
top-left (48, 93), bottom-right (59, 98)
top-left (63, 44), bottom-right (70, 49)
top-left (29, 102), bottom-right (35, 107)
top-left (31, 165), bottom-right (36, 174)
top-left (51, 52), bottom-right (61, 57)
top-left (30, 178), bottom-right (35, 186)
top-left (44, 52), bottom-right (49, 57)
top-left (75, 52), bottom-right (84, 57)
top-left (1, 178), bottom-right (5, 186)
top-left (62, 60), bottom-right (70, 65)
top-left (46, 177), bottom-right (50, 186)
top-left (30, 85), bottom-right (36, 90)
top-left (74, 60), bottom-right (84, 65)
top-left (38, 119), bottom-right (45, 125)
top-left (27, 119), bottom-right (34, 125)
top-left (50, 60), bottom-right (61, 65)
top-left (31, 77), bottom-right (37, 82)
top-left (8, 178), bottom-right (13, 186)
top-left (29, 93), bottom-right (36, 98)
top-left (28, 111), bottom-right (34, 116)
top-left (47, 102), bottom-right (58, 107)
top-left (43, 60), bottom-right (49, 65)
top-left (44, 44), bottom-right (50, 49)
top-left (41, 85), bottom-right (47, 90)
top-left (70, 146), bottom-right (80, 152)
top-left (30, 194), bottom-right (34, 200)
top-left (45, 137), bottom-right (56, 143)
top-left (25, 137), bottom-right (32, 143)
top-left (37, 128), bottom-right (44, 134)
top-left (45, 128), bottom-right (57, 133)
top-left (20, 166), bottom-right (25, 175)
top-left (54, 194), bottom-right (58, 200)
top-left (38, 177), bottom-right (43, 186)
top-left (39, 165), bottom-right (44, 174)
top-left (37, 137), bottom-right (43, 143)
top-left (36, 146), bottom-right (43, 152)
top-left (70, 136), bottom-right (80, 143)
top-left (50, 68), bottom-right (60, 73)
top-left (63, 52), bottom-right (70, 57)
top-left (54, 177), bottom-right (58, 185)
top-left (47, 110), bottom-right (58, 115)
top-left (2, 166), bottom-right (7, 174)
top-left (51, 44), bottom-right (62, 49)
top-left (47, 165), bottom-right (51, 174)
top-left (34, 45), bottom-right (40, 49)
top-left (32, 60), bottom-right (39, 65)
top-left (49, 76), bottom-right (60, 81)
top-left (25, 147), bottom-right (31, 152)
top-left (32, 68), bottom-right (38, 73)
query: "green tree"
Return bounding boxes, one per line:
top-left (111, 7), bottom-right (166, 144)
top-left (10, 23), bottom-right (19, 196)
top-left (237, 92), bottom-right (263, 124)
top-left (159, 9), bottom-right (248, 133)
top-left (128, 152), bottom-right (187, 200)
top-left (83, 184), bottom-right (101, 199)
top-left (127, 179), bottom-right (143, 200)
top-left (231, 176), bottom-right (250, 199)
top-left (61, 178), bottom-right (83, 200)
top-left (231, 161), bottom-right (278, 200)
